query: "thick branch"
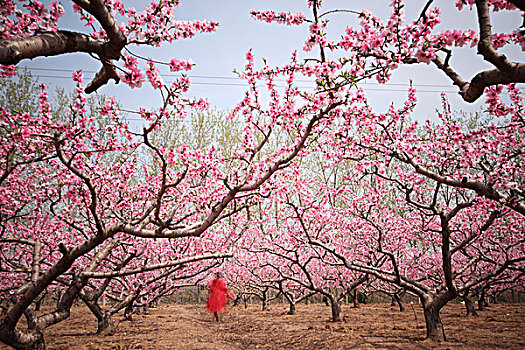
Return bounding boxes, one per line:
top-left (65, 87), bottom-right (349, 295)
top-left (85, 61), bottom-right (120, 94)
top-left (71, 0), bottom-right (127, 57)
top-left (1, 0), bottom-right (128, 93)
top-left (430, 0), bottom-right (525, 102)
top-left (0, 31), bottom-right (105, 65)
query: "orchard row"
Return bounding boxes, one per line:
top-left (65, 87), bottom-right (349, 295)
top-left (0, 0), bottom-right (523, 349)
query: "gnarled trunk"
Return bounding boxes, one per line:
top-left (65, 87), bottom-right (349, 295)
top-left (0, 326), bottom-right (45, 350)
top-left (352, 289), bottom-right (360, 308)
top-left (421, 297), bottom-right (447, 342)
top-left (422, 304), bottom-right (445, 341)
top-left (393, 293), bottom-right (404, 312)
top-left (287, 301), bottom-right (296, 315)
top-left (124, 301), bottom-right (133, 321)
top-left (478, 291), bottom-right (488, 311)
top-left (97, 313), bottom-right (115, 335)
top-left (328, 296), bottom-right (341, 322)
top-left (261, 290), bottom-right (269, 311)
top-left (362, 293), bottom-right (369, 304)
top-left (462, 296), bottom-right (478, 317)
top-left (80, 292), bottom-right (114, 335)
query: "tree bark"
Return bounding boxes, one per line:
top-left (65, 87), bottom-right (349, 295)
top-left (124, 302), bottom-right (133, 321)
top-left (0, 31), bottom-right (106, 65)
top-left (261, 296), bottom-right (269, 311)
top-left (80, 293), bottom-right (112, 335)
top-left (97, 313), bottom-right (115, 336)
top-left (462, 296), bottom-right (478, 317)
top-left (352, 289), bottom-right (360, 308)
top-left (329, 297), bottom-right (342, 322)
top-left (0, 326), bottom-right (45, 350)
top-left (393, 293), bottom-right (404, 312)
top-left (478, 291), bottom-right (489, 311)
top-left (421, 298), bottom-right (447, 342)
top-left (288, 301), bottom-right (296, 315)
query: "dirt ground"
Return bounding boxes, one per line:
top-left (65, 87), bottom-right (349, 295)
top-left (1, 302), bottom-right (524, 349)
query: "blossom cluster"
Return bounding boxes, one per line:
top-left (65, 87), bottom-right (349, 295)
top-left (169, 58), bottom-right (194, 72)
top-left (146, 61), bottom-right (164, 90)
top-left (250, 10), bottom-right (306, 26)
top-left (120, 55), bottom-right (145, 89)
top-left (0, 0), bottom-right (64, 39)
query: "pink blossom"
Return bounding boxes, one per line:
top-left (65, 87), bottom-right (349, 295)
top-left (172, 76), bottom-right (190, 92)
top-left (72, 70), bottom-right (84, 84)
top-left (169, 58), bottom-right (194, 72)
top-left (491, 33), bottom-right (510, 49)
top-left (414, 47), bottom-right (436, 64)
top-left (250, 10), bottom-right (305, 25)
top-left (0, 64), bottom-right (16, 77)
top-left (145, 61), bottom-right (164, 89)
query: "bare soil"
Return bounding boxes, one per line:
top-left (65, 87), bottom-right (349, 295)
top-left (2, 303), bottom-right (524, 349)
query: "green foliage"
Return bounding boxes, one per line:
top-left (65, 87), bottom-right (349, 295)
top-left (0, 68), bottom-right (41, 116)
top-left (151, 108), bottom-right (244, 157)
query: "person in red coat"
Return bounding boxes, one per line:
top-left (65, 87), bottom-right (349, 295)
top-left (206, 272), bottom-right (233, 321)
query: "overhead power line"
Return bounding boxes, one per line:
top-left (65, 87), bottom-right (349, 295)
top-left (28, 73), bottom-right (466, 94)
top-left (22, 66), bottom-right (473, 90)
top-left (17, 66), bottom-right (524, 96)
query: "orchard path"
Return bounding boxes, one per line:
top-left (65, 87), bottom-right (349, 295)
top-left (1, 303), bottom-right (524, 349)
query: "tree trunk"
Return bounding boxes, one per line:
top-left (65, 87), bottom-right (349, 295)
top-left (124, 302), bottom-right (133, 321)
top-left (0, 300), bottom-right (8, 317)
top-left (34, 299), bottom-right (42, 312)
top-left (477, 297), bottom-right (485, 311)
top-left (288, 301), bottom-right (296, 315)
top-left (329, 298), bottom-right (341, 322)
top-left (421, 299), bottom-right (446, 342)
top-left (393, 293), bottom-right (404, 312)
top-left (97, 313), bottom-right (115, 335)
top-left (262, 297), bottom-right (269, 311)
top-left (462, 296), bottom-right (478, 317)
top-left (352, 289), bottom-right (360, 308)
top-left (196, 286), bottom-right (201, 304)
top-left (0, 326), bottom-right (45, 350)
top-left (55, 291), bottom-right (62, 309)
top-left (478, 290), bottom-right (489, 310)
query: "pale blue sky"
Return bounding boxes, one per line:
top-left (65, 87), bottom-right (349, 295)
top-left (20, 0), bottom-right (524, 123)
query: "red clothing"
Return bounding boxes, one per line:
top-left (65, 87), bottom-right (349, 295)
top-left (206, 278), bottom-right (229, 313)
